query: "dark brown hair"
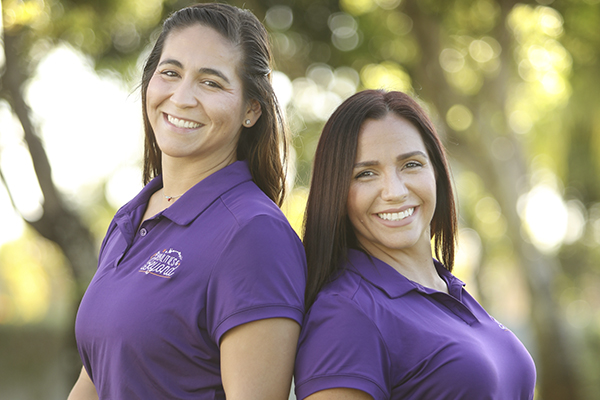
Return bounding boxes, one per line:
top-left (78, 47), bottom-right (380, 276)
top-left (303, 90), bottom-right (457, 307)
top-left (141, 3), bottom-right (288, 205)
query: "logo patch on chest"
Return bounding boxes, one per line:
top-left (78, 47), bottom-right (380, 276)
top-left (139, 248), bottom-right (183, 278)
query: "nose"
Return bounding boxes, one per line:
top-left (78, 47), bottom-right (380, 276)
top-left (381, 172), bottom-right (409, 202)
top-left (170, 79), bottom-right (198, 108)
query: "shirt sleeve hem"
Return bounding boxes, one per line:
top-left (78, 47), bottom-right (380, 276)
top-left (214, 305), bottom-right (304, 344)
top-left (295, 375), bottom-right (388, 400)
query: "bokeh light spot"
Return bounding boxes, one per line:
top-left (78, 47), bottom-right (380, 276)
top-left (439, 48), bottom-right (465, 73)
top-left (272, 71), bottom-right (293, 108)
top-left (475, 197), bottom-right (502, 224)
top-left (521, 184), bottom-right (568, 252)
top-left (265, 5), bottom-right (294, 31)
top-left (360, 62), bottom-right (411, 92)
top-left (329, 12), bottom-right (361, 51)
top-left (386, 12), bottom-right (413, 36)
top-left (509, 110), bottom-right (533, 134)
top-left (446, 104), bottom-right (473, 131)
top-left (538, 6), bottom-right (564, 37)
top-left (340, 0), bottom-right (376, 15)
top-left (469, 40), bottom-right (495, 63)
top-left (376, 0), bottom-right (402, 10)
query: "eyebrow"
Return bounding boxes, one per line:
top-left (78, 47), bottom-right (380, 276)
top-left (158, 59), bottom-right (231, 84)
top-left (353, 150), bottom-right (428, 169)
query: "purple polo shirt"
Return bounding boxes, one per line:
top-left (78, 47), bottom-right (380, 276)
top-left (75, 161), bottom-right (306, 399)
top-left (295, 249), bottom-right (536, 400)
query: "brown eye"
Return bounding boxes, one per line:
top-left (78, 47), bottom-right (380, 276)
top-left (404, 161), bottom-right (422, 169)
top-left (160, 70), bottom-right (179, 78)
top-left (355, 170), bottom-right (375, 179)
top-left (202, 80), bottom-right (222, 89)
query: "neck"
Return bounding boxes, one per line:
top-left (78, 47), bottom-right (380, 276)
top-left (359, 240), bottom-right (447, 293)
top-left (160, 153), bottom-right (236, 201)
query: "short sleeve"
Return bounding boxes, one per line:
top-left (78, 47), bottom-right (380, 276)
top-left (294, 294), bottom-right (391, 400)
top-left (206, 215), bottom-right (306, 344)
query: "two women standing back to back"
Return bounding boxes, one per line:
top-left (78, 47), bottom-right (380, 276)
top-left (69, 2), bottom-right (536, 399)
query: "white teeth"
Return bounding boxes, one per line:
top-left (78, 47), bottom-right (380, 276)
top-left (167, 114), bottom-right (201, 129)
top-left (378, 208), bottom-right (414, 221)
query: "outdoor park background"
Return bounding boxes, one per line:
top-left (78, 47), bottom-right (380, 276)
top-left (1, 0), bottom-right (600, 398)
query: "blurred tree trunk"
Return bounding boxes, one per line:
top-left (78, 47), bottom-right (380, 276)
top-left (404, 0), bottom-right (581, 399)
top-left (1, 24), bottom-right (97, 293)
top-left (1, 18), bottom-right (98, 386)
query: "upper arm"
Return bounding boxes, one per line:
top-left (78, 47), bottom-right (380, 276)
top-left (305, 388), bottom-right (374, 400)
top-left (208, 215), bottom-right (306, 342)
top-left (294, 295), bottom-right (390, 400)
top-left (67, 366), bottom-right (98, 400)
top-left (220, 317), bottom-right (301, 400)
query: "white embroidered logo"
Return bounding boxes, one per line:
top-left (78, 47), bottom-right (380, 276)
top-left (139, 248), bottom-right (182, 278)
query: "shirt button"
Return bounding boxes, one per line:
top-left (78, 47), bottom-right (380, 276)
top-left (140, 228), bottom-right (148, 237)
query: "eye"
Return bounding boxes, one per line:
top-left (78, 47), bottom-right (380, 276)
top-left (159, 70), bottom-right (179, 78)
top-left (201, 80), bottom-right (223, 89)
top-left (355, 170), bottom-right (375, 179)
top-left (404, 161), bottom-right (423, 169)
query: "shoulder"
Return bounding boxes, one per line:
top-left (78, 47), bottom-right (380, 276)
top-left (207, 182), bottom-right (306, 303)
top-left (206, 191), bottom-right (306, 342)
top-left (314, 269), bottom-right (365, 306)
top-left (213, 180), bottom-right (302, 255)
top-left (296, 273), bottom-right (391, 400)
top-left (304, 272), bottom-right (380, 337)
top-left (299, 268), bottom-right (389, 360)
top-left (312, 254), bottom-right (387, 315)
top-left (219, 180), bottom-right (286, 226)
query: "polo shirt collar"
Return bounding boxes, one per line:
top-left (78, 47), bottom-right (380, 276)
top-left (112, 174), bottom-right (161, 237)
top-left (117, 160), bottom-right (253, 228)
top-left (162, 160), bottom-right (253, 225)
top-left (345, 248), bottom-right (465, 299)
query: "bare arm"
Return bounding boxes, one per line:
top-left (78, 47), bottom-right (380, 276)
top-left (220, 317), bottom-right (300, 400)
top-left (67, 366), bottom-right (98, 400)
top-left (305, 388), bottom-right (374, 400)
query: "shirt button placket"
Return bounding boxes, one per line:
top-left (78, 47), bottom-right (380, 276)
top-left (140, 227), bottom-right (148, 237)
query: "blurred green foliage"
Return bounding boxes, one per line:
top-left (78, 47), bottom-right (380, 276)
top-left (1, 0), bottom-right (600, 398)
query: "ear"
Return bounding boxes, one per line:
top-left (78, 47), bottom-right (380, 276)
top-left (243, 99), bottom-right (262, 128)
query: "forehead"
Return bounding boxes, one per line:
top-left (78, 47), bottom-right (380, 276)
top-left (161, 24), bottom-right (243, 74)
top-left (356, 114), bottom-right (427, 158)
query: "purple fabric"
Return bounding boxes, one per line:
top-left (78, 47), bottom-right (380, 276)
top-left (295, 249), bottom-right (536, 400)
top-left (75, 161), bottom-right (306, 399)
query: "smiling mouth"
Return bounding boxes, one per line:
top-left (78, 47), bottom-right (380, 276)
top-left (378, 208), bottom-right (415, 221)
top-left (167, 114), bottom-right (201, 129)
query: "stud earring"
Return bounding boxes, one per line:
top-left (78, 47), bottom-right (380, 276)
top-left (244, 119), bottom-right (251, 126)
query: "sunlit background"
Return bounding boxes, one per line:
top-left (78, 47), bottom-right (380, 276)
top-left (1, 0), bottom-right (600, 399)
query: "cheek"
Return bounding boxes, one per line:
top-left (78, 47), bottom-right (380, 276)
top-left (211, 104), bottom-right (234, 125)
top-left (146, 75), bottom-right (166, 111)
top-left (424, 174), bottom-right (438, 216)
top-left (429, 172), bottom-right (437, 202)
top-left (346, 184), bottom-right (366, 223)
top-left (217, 97), bottom-right (247, 123)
